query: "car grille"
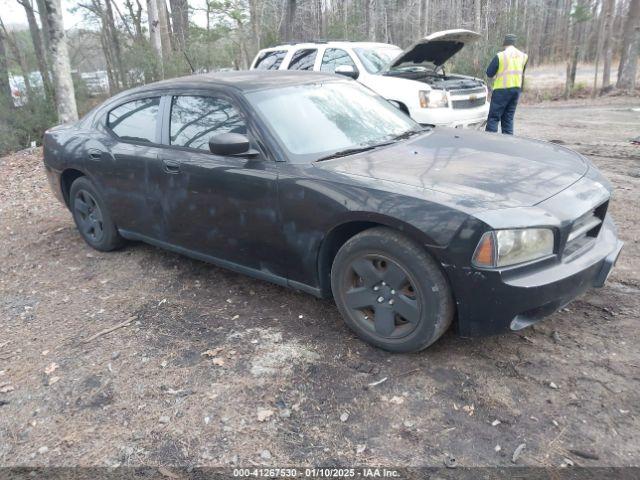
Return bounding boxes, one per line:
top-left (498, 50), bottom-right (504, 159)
top-left (449, 87), bottom-right (486, 96)
top-left (451, 97), bottom-right (487, 109)
top-left (563, 201), bottom-right (608, 258)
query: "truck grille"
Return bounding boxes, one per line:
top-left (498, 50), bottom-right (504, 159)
top-left (563, 201), bottom-right (608, 258)
top-left (449, 87), bottom-right (486, 95)
top-left (451, 97), bottom-right (487, 109)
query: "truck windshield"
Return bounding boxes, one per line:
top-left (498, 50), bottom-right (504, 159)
top-left (247, 81), bottom-right (420, 163)
top-left (353, 46), bottom-right (403, 74)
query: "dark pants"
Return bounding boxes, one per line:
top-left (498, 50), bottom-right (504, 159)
top-left (486, 88), bottom-right (521, 135)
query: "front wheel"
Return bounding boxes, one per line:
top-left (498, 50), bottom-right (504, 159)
top-left (331, 227), bottom-right (454, 353)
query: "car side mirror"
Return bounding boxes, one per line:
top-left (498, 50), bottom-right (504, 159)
top-left (209, 133), bottom-right (259, 158)
top-left (335, 65), bottom-right (359, 80)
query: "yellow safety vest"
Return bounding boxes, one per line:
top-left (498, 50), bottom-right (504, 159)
top-left (493, 46), bottom-right (528, 90)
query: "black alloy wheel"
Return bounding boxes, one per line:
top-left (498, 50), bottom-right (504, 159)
top-left (74, 189), bottom-right (105, 243)
top-left (331, 227), bottom-right (454, 352)
top-left (69, 176), bottom-right (124, 251)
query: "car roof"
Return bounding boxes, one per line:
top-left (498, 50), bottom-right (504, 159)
top-left (260, 41), bottom-right (399, 51)
top-left (116, 70), bottom-right (341, 97)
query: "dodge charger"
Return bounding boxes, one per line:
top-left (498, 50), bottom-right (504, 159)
top-left (43, 71), bottom-right (623, 352)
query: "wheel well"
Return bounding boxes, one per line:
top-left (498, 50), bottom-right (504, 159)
top-left (317, 221), bottom-right (382, 297)
top-left (60, 169), bottom-right (85, 207)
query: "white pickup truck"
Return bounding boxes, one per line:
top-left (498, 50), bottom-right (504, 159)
top-left (250, 29), bottom-right (489, 128)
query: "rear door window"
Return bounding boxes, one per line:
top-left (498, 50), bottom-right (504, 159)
top-left (288, 49), bottom-right (318, 71)
top-left (169, 95), bottom-right (246, 152)
top-left (254, 50), bottom-right (287, 70)
top-left (320, 48), bottom-right (357, 73)
top-left (107, 97), bottom-right (160, 143)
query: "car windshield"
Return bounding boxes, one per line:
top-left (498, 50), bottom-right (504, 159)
top-left (247, 81), bottom-right (421, 163)
top-left (353, 46), bottom-right (403, 74)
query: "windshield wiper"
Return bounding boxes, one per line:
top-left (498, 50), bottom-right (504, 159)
top-left (315, 144), bottom-right (380, 162)
top-left (315, 130), bottom-right (425, 162)
top-left (389, 129), bottom-right (425, 141)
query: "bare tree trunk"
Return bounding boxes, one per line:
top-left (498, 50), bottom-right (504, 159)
top-left (601, 0), bottom-right (614, 90)
top-left (105, 0), bottom-right (126, 89)
top-left (99, 26), bottom-right (117, 94)
top-left (205, 0), bottom-right (211, 31)
top-left (35, 0), bottom-right (51, 55)
top-left (169, 0), bottom-right (189, 51)
top-left (125, 0), bottom-right (145, 42)
top-left (0, 21), bottom-right (33, 100)
top-left (248, 0), bottom-right (261, 54)
top-left (19, 0), bottom-right (53, 101)
top-left (368, 0), bottom-right (376, 40)
top-left (147, 0), bottom-right (164, 78)
top-left (592, 0), bottom-right (604, 98)
top-left (417, 0), bottom-right (427, 36)
top-left (156, 0), bottom-right (172, 57)
top-left (474, 0), bottom-right (482, 33)
top-left (280, 0), bottom-right (297, 42)
top-left (616, 0), bottom-right (640, 91)
top-left (564, 16), bottom-right (576, 99)
top-left (0, 23), bottom-right (14, 108)
top-left (42, 0), bottom-right (78, 123)
top-left (235, 18), bottom-right (250, 69)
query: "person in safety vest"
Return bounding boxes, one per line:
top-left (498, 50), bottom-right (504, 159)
top-left (485, 34), bottom-right (528, 135)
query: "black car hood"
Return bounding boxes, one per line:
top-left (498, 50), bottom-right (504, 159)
top-left (315, 128), bottom-right (589, 209)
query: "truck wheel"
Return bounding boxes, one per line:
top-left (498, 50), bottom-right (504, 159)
top-left (331, 227), bottom-right (454, 353)
top-left (70, 177), bottom-right (124, 252)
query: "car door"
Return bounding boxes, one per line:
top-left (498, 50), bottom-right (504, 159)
top-left (151, 92), bottom-right (285, 276)
top-left (96, 95), bottom-right (164, 236)
top-left (319, 47), bottom-right (360, 76)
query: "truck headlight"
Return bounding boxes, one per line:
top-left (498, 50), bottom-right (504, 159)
top-left (419, 90), bottom-right (448, 108)
top-left (472, 228), bottom-right (554, 268)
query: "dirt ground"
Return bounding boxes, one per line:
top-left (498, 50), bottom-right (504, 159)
top-left (0, 96), bottom-right (639, 469)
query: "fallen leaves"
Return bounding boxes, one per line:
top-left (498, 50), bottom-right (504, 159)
top-left (44, 362), bottom-right (58, 375)
top-left (0, 382), bottom-right (14, 393)
top-left (257, 408), bottom-right (274, 422)
top-left (512, 443), bottom-right (526, 463)
top-left (201, 348), bottom-right (223, 358)
top-left (201, 347), bottom-right (232, 367)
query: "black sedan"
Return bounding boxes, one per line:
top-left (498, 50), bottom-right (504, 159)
top-left (43, 71), bottom-right (623, 352)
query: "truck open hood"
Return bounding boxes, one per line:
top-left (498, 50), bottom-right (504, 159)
top-left (384, 29), bottom-right (481, 72)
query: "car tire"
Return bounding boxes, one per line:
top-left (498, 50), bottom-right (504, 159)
top-left (331, 227), bottom-right (454, 353)
top-left (69, 176), bottom-right (124, 252)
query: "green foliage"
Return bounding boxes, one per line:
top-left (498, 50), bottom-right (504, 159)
top-left (571, 3), bottom-right (593, 23)
top-left (0, 94), bottom-right (56, 155)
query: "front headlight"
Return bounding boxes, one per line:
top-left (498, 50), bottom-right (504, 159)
top-left (419, 90), bottom-right (448, 108)
top-left (472, 228), bottom-right (555, 268)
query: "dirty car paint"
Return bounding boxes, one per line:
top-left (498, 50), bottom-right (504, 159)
top-left (43, 71), bottom-right (623, 338)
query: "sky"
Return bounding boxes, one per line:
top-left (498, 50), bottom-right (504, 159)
top-left (2, 0), bottom-right (209, 31)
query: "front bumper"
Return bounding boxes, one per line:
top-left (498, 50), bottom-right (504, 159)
top-left (447, 215), bottom-right (623, 337)
top-left (411, 102), bottom-right (490, 129)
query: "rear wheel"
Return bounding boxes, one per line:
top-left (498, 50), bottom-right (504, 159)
top-left (331, 227), bottom-right (454, 353)
top-left (70, 177), bottom-right (123, 251)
